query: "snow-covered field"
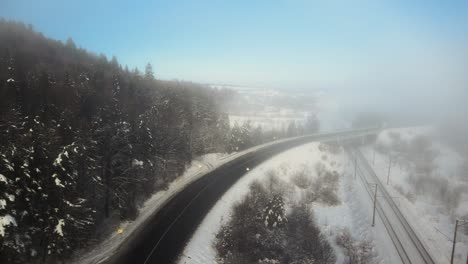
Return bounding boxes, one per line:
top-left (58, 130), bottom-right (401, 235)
top-left (179, 141), bottom-right (397, 264)
top-left (361, 127), bottom-right (468, 264)
top-left (211, 84), bottom-right (347, 132)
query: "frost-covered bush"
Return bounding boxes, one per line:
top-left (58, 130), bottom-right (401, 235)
top-left (306, 164), bottom-right (341, 206)
top-left (264, 170), bottom-right (291, 195)
top-left (408, 135), bottom-right (432, 156)
top-left (284, 203), bottom-right (336, 264)
top-left (319, 185), bottom-right (341, 206)
top-left (375, 131), bottom-right (407, 155)
top-left (375, 142), bottom-right (389, 155)
top-left (441, 185), bottom-right (465, 213)
top-left (315, 172), bottom-right (340, 206)
top-left (336, 228), bottom-right (376, 264)
top-left (407, 173), bottom-right (466, 213)
top-left (388, 131), bottom-right (408, 153)
top-left (318, 142), bottom-right (342, 155)
top-left (408, 173), bottom-right (444, 196)
top-left (322, 154), bottom-right (328, 161)
top-left (291, 167), bottom-right (312, 189)
top-left (393, 184), bottom-right (416, 203)
top-left (215, 180), bottom-right (336, 264)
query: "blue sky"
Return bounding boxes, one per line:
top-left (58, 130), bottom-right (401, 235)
top-left (2, 0), bottom-right (467, 100)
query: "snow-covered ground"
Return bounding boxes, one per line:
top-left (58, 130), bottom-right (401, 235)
top-left (318, 153), bottom-right (401, 264)
top-left (179, 141), bottom-right (397, 264)
top-left (361, 127), bottom-right (468, 264)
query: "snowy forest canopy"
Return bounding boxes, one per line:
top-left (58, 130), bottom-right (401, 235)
top-left (0, 19), bottom-right (236, 263)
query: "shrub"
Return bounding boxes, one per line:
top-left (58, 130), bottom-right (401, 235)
top-left (336, 228), bottom-right (376, 264)
top-left (315, 162), bottom-right (327, 177)
top-left (215, 180), bottom-right (336, 264)
top-left (264, 171), bottom-right (291, 196)
top-left (284, 203), bottom-right (336, 264)
top-left (300, 165), bottom-right (341, 206)
top-left (319, 186), bottom-right (340, 206)
top-left (407, 173), bottom-right (467, 213)
top-left (318, 142), bottom-right (342, 154)
top-left (311, 170), bottom-right (341, 206)
top-left (291, 167), bottom-right (312, 189)
top-left (394, 184), bottom-right (415, 203)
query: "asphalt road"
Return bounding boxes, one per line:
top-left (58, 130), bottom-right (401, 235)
top-left (106, 129), bottom-right (379, 264)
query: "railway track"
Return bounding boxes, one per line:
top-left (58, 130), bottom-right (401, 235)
top-left (345, 146), bottom-right (412, 264)
top-left (346, 147), bottom-right (436, 264)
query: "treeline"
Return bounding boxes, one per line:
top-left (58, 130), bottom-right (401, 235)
top-left (0, 20), bottom-right (237, 263)
top-left (229, 115), bottom-right (320, 152)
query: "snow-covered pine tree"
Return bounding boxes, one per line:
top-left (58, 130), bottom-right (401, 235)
top-left (10, 113), bottom-right (57, 261)
top-left (144, 63), bottom-right (154, 80)
top-left (0, 163), bottom-right (18, 256)
top-left (93, 75), bottom-right (137, 219)
top-left (134, 101), bottom-right (170, 187)
top-left (229, 121), bottom-right (254, 152)
top-left (240, 121), bottom-right (253, 149)
top-left (215, 113), bottom-right (231, 152)
top-left (229, 122), bottom-right (242, 152)
top-left (189, 88), bottom-right (218, 155)
top-left (263, 195), bottom-right (287, 228)
top-left (46, 141), bottom-right (97, 257)
top-left (0, 108), bottom-right (22, 258)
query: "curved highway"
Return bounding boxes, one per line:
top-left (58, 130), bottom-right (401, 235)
top-left (104, 128), bottom-right (379, 264)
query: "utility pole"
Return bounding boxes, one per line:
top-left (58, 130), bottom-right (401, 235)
top-left (451, 220), bottom-right (468, 264)
top-left (372, 146), bottom-right (376, 165)
top-left (387, 155), bottom-right (392, 185)
top-left (372, 184), bottom-right (378, 227)
top-left (451, 220), bottom-right (459, 264)
top-left (354, 156), bottom-right (357, 179)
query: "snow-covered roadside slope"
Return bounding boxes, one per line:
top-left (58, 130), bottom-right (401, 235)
top-left (361, 127), bottom-right (468, 264)
top-left (316, 155), bottom-right (400, 264)
top-left (179, 142), bottom-right (396, 264)
top-left (74, 153), bottom-right (228, 264)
